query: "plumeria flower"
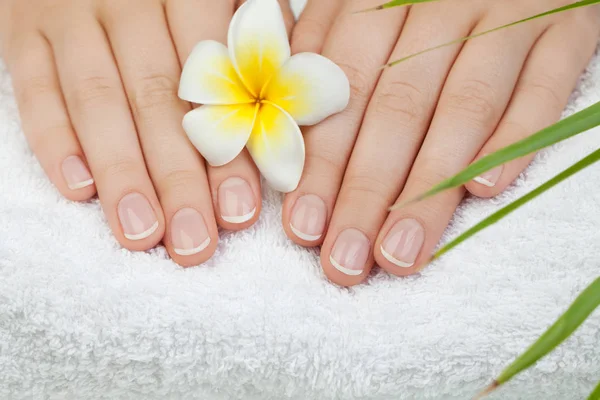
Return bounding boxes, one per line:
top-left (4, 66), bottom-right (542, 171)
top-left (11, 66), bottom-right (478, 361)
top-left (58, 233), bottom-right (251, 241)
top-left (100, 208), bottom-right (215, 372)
top-left (178, 0), bottom-right (350, 193)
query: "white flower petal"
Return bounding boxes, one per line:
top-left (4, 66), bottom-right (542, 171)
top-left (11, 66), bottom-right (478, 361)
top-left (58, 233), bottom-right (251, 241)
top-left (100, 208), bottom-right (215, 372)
top-left (228, 0), bottom-right (290, 97)
top-left (183, 104), bottom-right (258, 166)
top-left (265, 52), bottom-right (350, 126)
top-left (247, 103), bottom-right (304, 193)
top-left (178, 40), bottom-right (253, 105)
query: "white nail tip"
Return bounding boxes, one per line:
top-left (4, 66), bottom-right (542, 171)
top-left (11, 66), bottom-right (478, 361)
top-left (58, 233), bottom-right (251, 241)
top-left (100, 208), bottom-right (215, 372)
top-left (380, 246), bottom-right (414, 268)
top-left (222, 208), bottom-right (256, 224)
top-left (473, 176), bottom-right (495, 187)
top-left (124, 221), bottom-right (159, 241)
top-left (68, 179), bottom-right (95, 190)
top-left (329, 256), bottom-right (363, 276)
top-left (290, 224), bottom-right (322, 241)
top-left (174, 237), bottom-right (211, 256)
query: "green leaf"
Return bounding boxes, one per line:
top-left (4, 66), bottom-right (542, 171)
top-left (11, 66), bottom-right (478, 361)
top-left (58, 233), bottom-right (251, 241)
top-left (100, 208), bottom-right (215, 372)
top-left (355, 0), bottom-right (438, 12)
top-left (588, 381), bottom-right (600, 400)
top-left (433, 148), bottom-right (600, 260)
top-left (477, 276), bottom-right (600, 399)
top-left (390, 101), bottom-right (600, 210)
top-left (385, 0), bottom-right (600, 68)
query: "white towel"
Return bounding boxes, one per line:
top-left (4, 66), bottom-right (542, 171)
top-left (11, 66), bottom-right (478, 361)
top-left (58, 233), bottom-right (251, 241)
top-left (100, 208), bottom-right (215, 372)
top-left (1, 10), bottom-right (600, 400)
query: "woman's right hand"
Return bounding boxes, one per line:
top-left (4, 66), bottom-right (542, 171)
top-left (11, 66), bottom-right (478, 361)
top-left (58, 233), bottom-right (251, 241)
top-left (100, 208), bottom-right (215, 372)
top-left (0, 0), bottom-right (293, 266)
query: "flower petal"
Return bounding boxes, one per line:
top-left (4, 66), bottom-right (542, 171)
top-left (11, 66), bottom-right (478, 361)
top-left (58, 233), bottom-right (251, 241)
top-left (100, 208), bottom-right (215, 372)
top-left (264, 52), bottom-right (350, 126)
top-left (183, 104), bottom-right (258, 166)
top-left (228, 0), bottom-right (290, 97)
top-left (179, 40), bottom-right (253, 105)
top-left (247, 103), bottom-right (304, 193)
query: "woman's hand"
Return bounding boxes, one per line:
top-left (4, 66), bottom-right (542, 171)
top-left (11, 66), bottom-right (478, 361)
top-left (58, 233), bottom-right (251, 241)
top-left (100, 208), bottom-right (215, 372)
top-left (285, 0), bottom-right (600, 285)
top-left (0, 0), bottom-right (293, 266)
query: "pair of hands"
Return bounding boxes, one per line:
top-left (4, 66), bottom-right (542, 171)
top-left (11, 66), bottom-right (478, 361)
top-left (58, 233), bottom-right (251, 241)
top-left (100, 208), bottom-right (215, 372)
top-left (1, 0), bottom-right (598, 286)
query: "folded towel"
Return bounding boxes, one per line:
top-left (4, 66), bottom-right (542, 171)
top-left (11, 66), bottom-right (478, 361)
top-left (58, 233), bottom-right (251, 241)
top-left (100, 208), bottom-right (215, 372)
top-left (0, 7), bottom-right (599, 399)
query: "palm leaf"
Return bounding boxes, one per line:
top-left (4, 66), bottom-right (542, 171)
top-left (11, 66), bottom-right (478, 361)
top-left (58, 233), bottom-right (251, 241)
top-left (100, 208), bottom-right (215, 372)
top-left (390, 101), bottom-right (600, 210)
top-left (383, 0), bottom-right (600, 68)
top-left (475, 277), bottom-right (600, 399)
top-left (432, 147), bottom-right (600, 260)
top-left (588, 381), bottom-right (600, 400)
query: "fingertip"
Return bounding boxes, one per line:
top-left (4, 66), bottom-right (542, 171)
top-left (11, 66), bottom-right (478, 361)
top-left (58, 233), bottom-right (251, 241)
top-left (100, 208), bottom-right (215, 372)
top-left (320, 251), bottom-right (370, 287)
top-left (214, 175), bottom-right (261, 231)
top-left (169, 233), bottom-right (219, 268)
top-left (374, 245), bottom-right (423, 277)
top-left (60, 181), bottom-right (97, 202)
top-left (464, 179), bottom-right (505, 198)
top-left (374, 217), bottom-right (426, 277)
top-left (218, 205), bottom-right (261, 231)
top-left (320, 227), bottom-right (372, 286)
top-left (120, 223), bottom-right (165, 253)
top-left (282, 192), bottom-right (327, 247)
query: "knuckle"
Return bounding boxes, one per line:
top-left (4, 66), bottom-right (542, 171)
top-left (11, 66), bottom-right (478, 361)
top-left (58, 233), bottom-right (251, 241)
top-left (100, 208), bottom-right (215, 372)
top-left (306, 148), bottom-right (346, 174)
top-left (160, 168), bottom-right (199, 195)
top-left (416, 157), bottom-right (456, 188)
top-left (373, 79), bottom-right (426, 125)
top-left (99, 156), bottom-right (140, 180)
top-left (130, 73), bottom-right (180, 118)
top-left (296, 16), bottom-right (327, 39)
top-left (68, 76), bottom-right (119, 111)
top-left (301, 149), bottom-right (347, 185)
top-left (519, 74), bottom-right (563, 112)
top-left (445, 79), bottom-right (498, 123)
top-left (27, 124), bottom-right (71, 154)
top-left (341, 173), bottom-right (393, 207)
top-left (500, 119), bottom-right (531, 140)
top-left (16, 74), bottom-right (55, 110)
top-left (335, 60), bottom-right (372, 100)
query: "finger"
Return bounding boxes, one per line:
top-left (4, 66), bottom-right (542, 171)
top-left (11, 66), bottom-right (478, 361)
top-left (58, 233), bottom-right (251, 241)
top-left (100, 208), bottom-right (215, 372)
top-left (281, 0), bottom-right (407, 283)
top-left (168, 0), bottom-right (263, 230)
top-left (9, 33), bottom-right (96, 201)
top-left (45, 13), bottom-right (165, 250)
top-left (291, 0), bottom-right (342, 54)
top-left (101, 2), bottom-right (220, 265)
top-left (238, 0), bottom-right (295, 35)
top-left (318, 2), bottom-right (482, 285)
top-left (374, 7), bottom-right (548, 276)
top-left (466, 16), bottom-right (600, 197)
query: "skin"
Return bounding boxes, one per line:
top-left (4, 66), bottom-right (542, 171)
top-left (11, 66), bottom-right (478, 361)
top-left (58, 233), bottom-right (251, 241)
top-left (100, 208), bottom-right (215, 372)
top-left (0, 0), bottom-right (294, 267)
top-left (284, 0), bottom-right (600, 286)
top-left (0, 0), bottom-right (598, 283)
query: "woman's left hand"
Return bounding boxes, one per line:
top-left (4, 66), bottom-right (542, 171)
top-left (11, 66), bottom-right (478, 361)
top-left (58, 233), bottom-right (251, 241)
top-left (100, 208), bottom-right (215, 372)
top-left (284, 0), bottom-right (600, 286)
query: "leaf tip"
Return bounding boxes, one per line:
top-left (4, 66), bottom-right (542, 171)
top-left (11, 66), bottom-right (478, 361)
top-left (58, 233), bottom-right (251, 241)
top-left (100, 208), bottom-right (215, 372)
top-left (352, 4), bottom-right (384, 14)
top-left (473, 381), bottom-right (499, 400)
top-left (388, 194), bottom-right (424, 211)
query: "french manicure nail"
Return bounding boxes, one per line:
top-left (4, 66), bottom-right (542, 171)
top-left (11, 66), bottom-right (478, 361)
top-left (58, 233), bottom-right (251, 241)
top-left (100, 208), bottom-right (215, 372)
top-left (290, 194), bottom-right (326, 241)
top-left (329, 228), bottom-right (370, 276)
top-left (118, 192), bottom-right (159, 241)
top-left (171, 208), bottom-right (211, 256)
top-left (62, 155), bottom-right (94, 190)
top-left (381, 219), bottom-right (425, 268)
top-left (473, 165), bottom-right (503, 187)
top-left (218, 177), bottom-right (256, 224)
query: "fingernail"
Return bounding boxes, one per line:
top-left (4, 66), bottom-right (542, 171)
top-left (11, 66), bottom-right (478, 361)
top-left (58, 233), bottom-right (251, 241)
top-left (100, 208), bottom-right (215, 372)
top-left (381, 219), bottom-right (425, 268)
top-left (473, 165), bottom-right (503, 187)
top-left (171, 208), bottom-right (211, 256)
top-left (329, 228), bottom-right (370, 276)
top-left (118, 193), bottom-right (159, 241)
top-left (62, 155), bottom-right (94, 190)
top-left (290, 194), bottom-right (326, 241)
top-left (218, 177), bottom-right (256, 224)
